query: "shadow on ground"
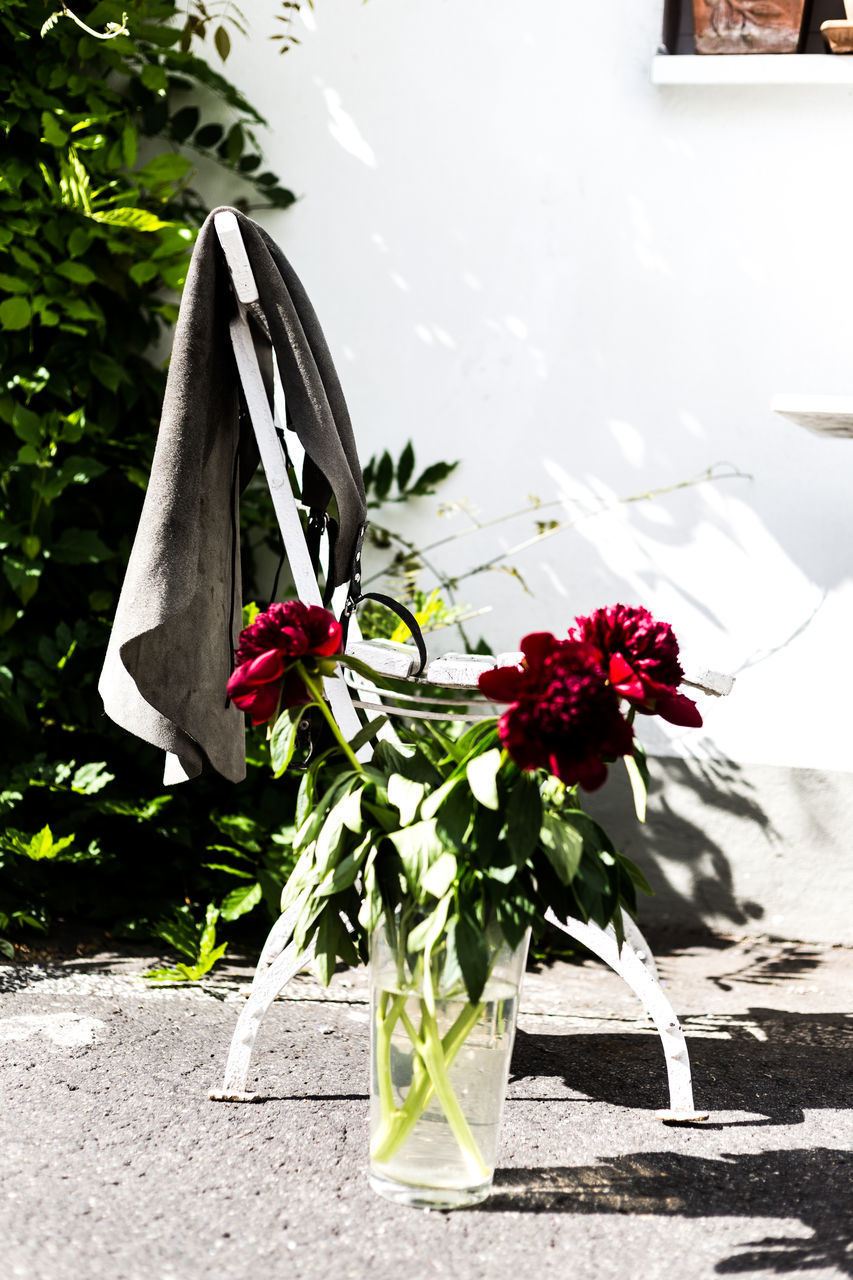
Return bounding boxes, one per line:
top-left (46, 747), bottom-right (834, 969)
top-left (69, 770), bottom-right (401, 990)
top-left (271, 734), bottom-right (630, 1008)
top-left (511, 1009), bottom-right (853, 1123)
top-left (482, 1148), bottom-right (853, 1275)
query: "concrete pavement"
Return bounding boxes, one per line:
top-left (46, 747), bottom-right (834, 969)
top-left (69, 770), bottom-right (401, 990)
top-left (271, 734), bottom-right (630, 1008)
top-left (2, 933), bottom-right (851, 1279)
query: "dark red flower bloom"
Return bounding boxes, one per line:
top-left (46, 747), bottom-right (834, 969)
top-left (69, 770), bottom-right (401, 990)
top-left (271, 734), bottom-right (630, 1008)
top-left (570, 604), bottom-right (702, 729)
top-left (478, 633), bottom-right (634, 791)
top-left (227, 601), bottom-right (342, 725)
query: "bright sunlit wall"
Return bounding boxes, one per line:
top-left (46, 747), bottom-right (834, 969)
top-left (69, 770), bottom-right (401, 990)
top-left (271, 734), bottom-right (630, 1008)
top-left (198, 0), bottom-right (853, 940)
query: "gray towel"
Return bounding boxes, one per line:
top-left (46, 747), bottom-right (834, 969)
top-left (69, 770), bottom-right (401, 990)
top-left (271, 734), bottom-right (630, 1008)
top-left (99, 207), bottom-right (366, 783)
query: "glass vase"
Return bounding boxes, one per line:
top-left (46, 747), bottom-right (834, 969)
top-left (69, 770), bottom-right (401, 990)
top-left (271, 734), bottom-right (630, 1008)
top-left (368, 914), bottom-right (529, 1210)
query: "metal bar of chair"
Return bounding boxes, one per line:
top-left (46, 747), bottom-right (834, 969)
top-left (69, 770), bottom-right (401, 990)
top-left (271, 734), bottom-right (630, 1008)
top-left (209, 209), bottom-right (716, 1122)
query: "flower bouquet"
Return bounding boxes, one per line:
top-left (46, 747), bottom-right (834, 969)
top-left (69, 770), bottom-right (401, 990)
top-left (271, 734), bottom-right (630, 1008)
top-left (227, 600), bottom-right (702, 1208)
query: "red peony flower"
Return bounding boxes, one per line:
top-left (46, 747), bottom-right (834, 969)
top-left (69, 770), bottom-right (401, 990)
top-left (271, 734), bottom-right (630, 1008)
top-left (478, 632), bottom-right (634, 791)
top-left (570, 604), bottom-right (702, 729)
top-left (227, 601), bottom-right (343, 725)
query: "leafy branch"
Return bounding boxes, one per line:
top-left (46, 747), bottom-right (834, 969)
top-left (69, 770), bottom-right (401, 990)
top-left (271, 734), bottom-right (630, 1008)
top-left (360, 460), bottom-right (750, 649)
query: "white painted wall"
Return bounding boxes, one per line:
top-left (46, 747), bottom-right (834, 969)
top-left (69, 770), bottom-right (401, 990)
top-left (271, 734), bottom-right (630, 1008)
top-left (206, 0), bottom-right (853, 775)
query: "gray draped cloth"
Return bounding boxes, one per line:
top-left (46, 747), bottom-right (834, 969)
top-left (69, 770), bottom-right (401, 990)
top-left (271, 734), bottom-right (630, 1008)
top-left (99, 207), bottom-right (367, 784)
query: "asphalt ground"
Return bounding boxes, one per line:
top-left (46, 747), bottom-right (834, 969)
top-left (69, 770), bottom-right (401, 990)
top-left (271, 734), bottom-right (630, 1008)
top-left (1, 933), bottom-right (851, 1280)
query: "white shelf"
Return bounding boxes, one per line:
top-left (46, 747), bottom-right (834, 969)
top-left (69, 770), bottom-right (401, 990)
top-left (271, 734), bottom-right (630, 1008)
top-left (772, 395), bottom-right (853, 438)
top-left (652, 53), bottom-right (853, 86)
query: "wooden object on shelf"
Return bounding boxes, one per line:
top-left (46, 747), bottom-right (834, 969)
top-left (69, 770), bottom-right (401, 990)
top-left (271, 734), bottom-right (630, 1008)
top-left (692, 0), bottom-right (809, 55)
top-left (821, 2), bottom-right (853, 53)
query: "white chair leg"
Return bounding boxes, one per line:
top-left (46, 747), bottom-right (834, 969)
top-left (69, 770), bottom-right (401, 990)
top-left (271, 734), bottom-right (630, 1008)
top-left (618, 909), bottom-right (660, 983)
top-left (209, 924), bottom-right (316, 1102)
top-left (544, 908), bottom-right (708, 1123)
top-left (250, 903), bottom-right (301, 984)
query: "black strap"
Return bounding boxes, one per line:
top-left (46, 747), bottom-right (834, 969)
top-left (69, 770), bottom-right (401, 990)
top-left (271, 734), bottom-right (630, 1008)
top-left (347, 590), bottom-right (428, 678)
top-left (339, 525), bottom-right (427, 677)
top-left (305, 509), bottom-right (325, 578)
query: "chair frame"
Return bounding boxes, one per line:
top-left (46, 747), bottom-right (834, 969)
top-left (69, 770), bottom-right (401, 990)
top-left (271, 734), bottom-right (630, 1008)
top-left (208, 210), bottom-right (710, 1123)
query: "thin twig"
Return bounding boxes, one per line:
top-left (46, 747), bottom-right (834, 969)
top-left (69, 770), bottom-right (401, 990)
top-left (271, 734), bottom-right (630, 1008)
top-left (41, 3), bottom-right (129, 39)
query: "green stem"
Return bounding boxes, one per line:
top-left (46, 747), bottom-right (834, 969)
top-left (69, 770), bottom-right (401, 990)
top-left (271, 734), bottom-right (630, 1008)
top-left (369, 996), bottom-right (486, 1168)
top-left (418, 1000), bottom-right (490, 1180)
top-left (374, 992), bottom-right (407, 1129)
top-left (298, 666), bottom-right (364, 774)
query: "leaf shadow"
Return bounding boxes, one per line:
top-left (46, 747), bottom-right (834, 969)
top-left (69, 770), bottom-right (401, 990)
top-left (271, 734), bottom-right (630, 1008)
top-left (480, 1148), bottom-right (853, 1275)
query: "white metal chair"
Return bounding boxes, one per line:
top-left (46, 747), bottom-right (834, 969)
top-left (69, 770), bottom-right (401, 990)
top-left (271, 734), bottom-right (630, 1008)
top-left (208, 208), bottom-right (726, 1122)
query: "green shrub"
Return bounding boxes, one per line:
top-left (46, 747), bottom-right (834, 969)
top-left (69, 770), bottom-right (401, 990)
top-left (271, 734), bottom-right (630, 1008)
top-left (0, 0), bottom-right (298, 952)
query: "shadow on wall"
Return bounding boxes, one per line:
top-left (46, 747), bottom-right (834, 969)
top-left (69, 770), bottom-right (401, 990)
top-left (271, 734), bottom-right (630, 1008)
top-left (583, 753), bottom-right (772, 948)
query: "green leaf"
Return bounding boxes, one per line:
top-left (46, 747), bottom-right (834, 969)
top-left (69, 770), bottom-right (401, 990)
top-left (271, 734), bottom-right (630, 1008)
top-left (269, 707), bottom-right (303, 774)
top-left (315, 834), bottom-right (371, 898)
top-left (374, 450), bottom-right (393, 500)
top-left (11, 402), bottom-right (43, 446)
top-left (198, 903), bottom-right (221, 956)
top-left (50, 527), bottom-right (112, 564)
top-left (70, 762), bottom-right (114, 794)
top-left (214, 25), bottom-right (231, 61)
top-left (0, 297), bottom-right (32, 330)
top-left (89, 208), bottom-right (172, 232)
top-left (121, 124), bottom-right (138, 168)
top-left (434, 784), bottom-right (472, 847)
top-left (88, 590), bottom-right (113, 613)
top-left (35, 456), bottom-right (106, 503)
top-left (453, 913), bottom-right (489, 1003)
top-left (220, 881), bottom-right (262, 920)
top-left (3, 556), bottom-right (41, 604)
top-left (6, 825), bottom-right (76, 862)
top-left (137, 153), bottom-right (192, 185)
top-left (152, 907), bottom-right (199, 959)
top-left (265, 185), bottom-right (297, 210)
top-left (67, 227), bottom-right (93, 256)
top-left (420, 850), bottom-right (457, 899)
top-left (623, 753), bottom-right (647, 823)
top-left (466, 748), bottom-right (501, 811)
top-left (295, 770), bottom-right (315, 830)
top-left (313, 787), bottom-right (357, 874)
top-left (387, 772), bottom-right (425, 826)
top-left (312, 907), bottom-right (357, 986)
top-left (540, 812), bottom-right (583, 886)
top-left (410, 460), bottom-right (459, 495)
top-left (407, 891), bottom-right (452, 953)
top-left (0, 273), bottom-right (30, 293)
top-left (615, 851), bottom-right (653, 897)
top-left (195, 123), bottom-right (224, 149)
top-left (140, 63), bottom-right (168, 93)
top-left (221, 123), bottom-right (245, 163)
top-left (339, 784), bottom-right (365, 834)
top-left (40, 111), bottom-right (68, 147)
top-left (89, 352), bottom-right (124, 391)
top-left (396, 440), bottom-right (415, 491)
top-left (347, 715), bottom-right (387, 755)
top-left (506, 772), bottom-right (542, 862)
top-left (54, 260), bottom-right (96, 285)
top-left (420, 775), bottom-right (459, 821)
top-left (129, 261), bottom-right (159, 285)
top-left (389, 819), bottom-right (445, 890)
top-left (170, 106), bottom-right (199, 143)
